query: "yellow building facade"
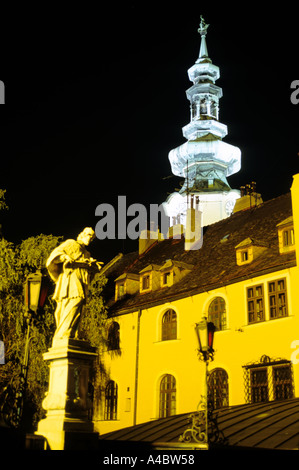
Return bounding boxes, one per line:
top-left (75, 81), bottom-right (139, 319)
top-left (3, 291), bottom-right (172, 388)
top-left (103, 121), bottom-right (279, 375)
top-left (93, 175), bottom-right (299, 436)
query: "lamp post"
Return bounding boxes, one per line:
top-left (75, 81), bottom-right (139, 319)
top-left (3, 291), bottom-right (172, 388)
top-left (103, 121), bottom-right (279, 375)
top-left (2, 270), bottom-right (49, 428)
top-left (180, 317), bottom-right (216, 449)
top-left (24, 270), bottom-right (49, 315)
top-left (195, 318), bottom-right (215, 363)
top-left (22, 269), bottom-right (49, 390)
top-left (195, 319), bottom-right (215, 448)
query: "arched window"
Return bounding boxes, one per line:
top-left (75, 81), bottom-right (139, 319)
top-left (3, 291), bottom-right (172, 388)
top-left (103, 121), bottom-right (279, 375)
top-left (104, 380), bottom-right (118, 420)
top-left (208, 297), bottom-right (226, 330)
top-left (161, 309), bottom-right (177, 341)
top-left (107, 321), bottom-right (120, 350)
top-left (208, 368), bottom-right (229, 409)
top-left (159, 374), bottom-right (176, 418)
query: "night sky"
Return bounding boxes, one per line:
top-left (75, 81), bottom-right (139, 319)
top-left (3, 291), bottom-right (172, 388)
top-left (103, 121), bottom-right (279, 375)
top-left (0, 4), bottom-right (298, 263)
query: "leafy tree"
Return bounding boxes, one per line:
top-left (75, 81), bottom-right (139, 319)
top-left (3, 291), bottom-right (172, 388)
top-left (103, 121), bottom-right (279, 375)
top-left (0, 188), bottom-right (108, 430)
top-left (0, 238), bottom-right (24, 387)
top-left (0, 234), bottom-right (62, 430)
top-left (0, 238), bottom-right (107, 431)
top-left (79, 272), bottom-right (107, 348)
top-left (0, 189), bottom-right (8, 212)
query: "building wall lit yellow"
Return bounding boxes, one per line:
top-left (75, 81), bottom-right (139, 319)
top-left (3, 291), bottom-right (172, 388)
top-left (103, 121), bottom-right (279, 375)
top-left (95, 269), bottom-right (299, 434)
top-left (94, 175), bottom-right (299, 435)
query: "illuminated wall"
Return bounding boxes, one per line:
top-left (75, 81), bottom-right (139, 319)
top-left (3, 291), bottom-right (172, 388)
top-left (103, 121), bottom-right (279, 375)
top-left (94, 174), bottom-right (299, 435)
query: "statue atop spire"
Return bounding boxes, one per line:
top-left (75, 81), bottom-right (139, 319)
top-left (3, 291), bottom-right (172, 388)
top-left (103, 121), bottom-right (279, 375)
top-left (198, 15), bottom-right (209, 37)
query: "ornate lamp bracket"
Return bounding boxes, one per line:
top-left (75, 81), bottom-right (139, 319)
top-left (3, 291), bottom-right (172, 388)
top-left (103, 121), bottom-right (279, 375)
top-left (179, 394), bottom-right (209, 446)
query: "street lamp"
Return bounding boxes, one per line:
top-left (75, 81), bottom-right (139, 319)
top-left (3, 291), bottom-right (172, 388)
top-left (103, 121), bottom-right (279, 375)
top-left (195, 319), bottom-right (215, 362)
top-left (23, 269), bottom-right (49, 385)
top-left (23, 268), bottom-right (49, 384)
top-left (180, 317), bottom-right (216, 449)
top-left (24, 270), bottom-right (49, 314)
top-left (2, 270), bottom-right (49, 428)
top-left (19, 270), bottom-right (49, 427)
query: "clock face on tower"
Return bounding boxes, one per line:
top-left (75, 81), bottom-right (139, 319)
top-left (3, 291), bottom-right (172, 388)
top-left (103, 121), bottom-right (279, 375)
top-left (225, 199), bottom-right (235, 216)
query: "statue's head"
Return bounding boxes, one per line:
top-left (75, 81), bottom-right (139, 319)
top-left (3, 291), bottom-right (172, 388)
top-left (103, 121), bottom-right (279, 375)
top-left (77, 227), bottom-right (96, 246)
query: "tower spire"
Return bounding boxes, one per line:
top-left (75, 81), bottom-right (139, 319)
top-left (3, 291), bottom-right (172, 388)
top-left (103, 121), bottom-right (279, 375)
top-left (197, 15), bottom-right (210, 62)
top-left (163, 18), bottom-right (242, 229)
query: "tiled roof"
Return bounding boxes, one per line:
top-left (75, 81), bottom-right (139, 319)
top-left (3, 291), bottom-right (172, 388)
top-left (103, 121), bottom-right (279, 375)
top-left (103, 193), bottom-right (296, 315)
top-left (98, 398), bottom-right (299, 450)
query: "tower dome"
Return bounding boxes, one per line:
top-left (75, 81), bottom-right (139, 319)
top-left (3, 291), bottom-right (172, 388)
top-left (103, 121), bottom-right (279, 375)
top-left (163, 17), bottom-right (241, 228)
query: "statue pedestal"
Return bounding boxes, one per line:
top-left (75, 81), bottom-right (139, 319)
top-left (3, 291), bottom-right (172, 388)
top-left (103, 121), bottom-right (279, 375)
top-left (36, 338), bottom-right (98, 450)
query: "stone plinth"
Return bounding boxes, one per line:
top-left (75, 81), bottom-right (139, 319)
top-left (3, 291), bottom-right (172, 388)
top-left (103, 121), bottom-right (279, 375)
top-left (36, 338), bottom-right (98, 450)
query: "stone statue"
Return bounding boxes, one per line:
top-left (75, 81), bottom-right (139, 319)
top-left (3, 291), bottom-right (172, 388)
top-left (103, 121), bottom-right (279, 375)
top-left (46, 227), bottom-right (103, 343)
top-left (198, 15), bottom-right (209, 36)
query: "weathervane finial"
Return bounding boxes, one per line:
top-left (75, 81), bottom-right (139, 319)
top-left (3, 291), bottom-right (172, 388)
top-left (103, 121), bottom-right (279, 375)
top-left (198, 15), bottom-right (209, 37)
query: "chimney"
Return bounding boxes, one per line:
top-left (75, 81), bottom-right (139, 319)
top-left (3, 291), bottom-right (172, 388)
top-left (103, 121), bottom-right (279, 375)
top-left (139, 223), bottom-right (164, 255)
top-left (167, 223), bottom-right (185, 239)
top-left (233, 182), bottom-right (263, 213)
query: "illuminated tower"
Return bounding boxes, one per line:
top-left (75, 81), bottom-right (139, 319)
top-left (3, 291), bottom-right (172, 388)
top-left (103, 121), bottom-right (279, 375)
top-left (163, 17), bottom-right (241, 228)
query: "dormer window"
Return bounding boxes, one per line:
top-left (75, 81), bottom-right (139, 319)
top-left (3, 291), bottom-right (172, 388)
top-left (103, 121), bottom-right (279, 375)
top-left (235, 239), bottom-right (253, 265)
top-left (241, 250), bottom-right (249, 263)
top-left (118, 283), bottom-right (125, 298)
top-left (283, 228), bottom-right (295, 247)
top-left (160, 261), bottom-right (174, 288)
top-left (159, 260), bottom-right (193, 288)
top-left (115, 281), bottom-right (125, 300)
top-left (235, 238), bottom-right (268, 266)
top-left (277, 217), bottom-right (295, 254)
top-left (139, 264), bottom-right (162, 293)
top-left (142, 274), bottom-right (150, 291)
top-left (115, 273), bottom-right (139, 300)
top-left (162, 271), bottom-right (172, 287)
